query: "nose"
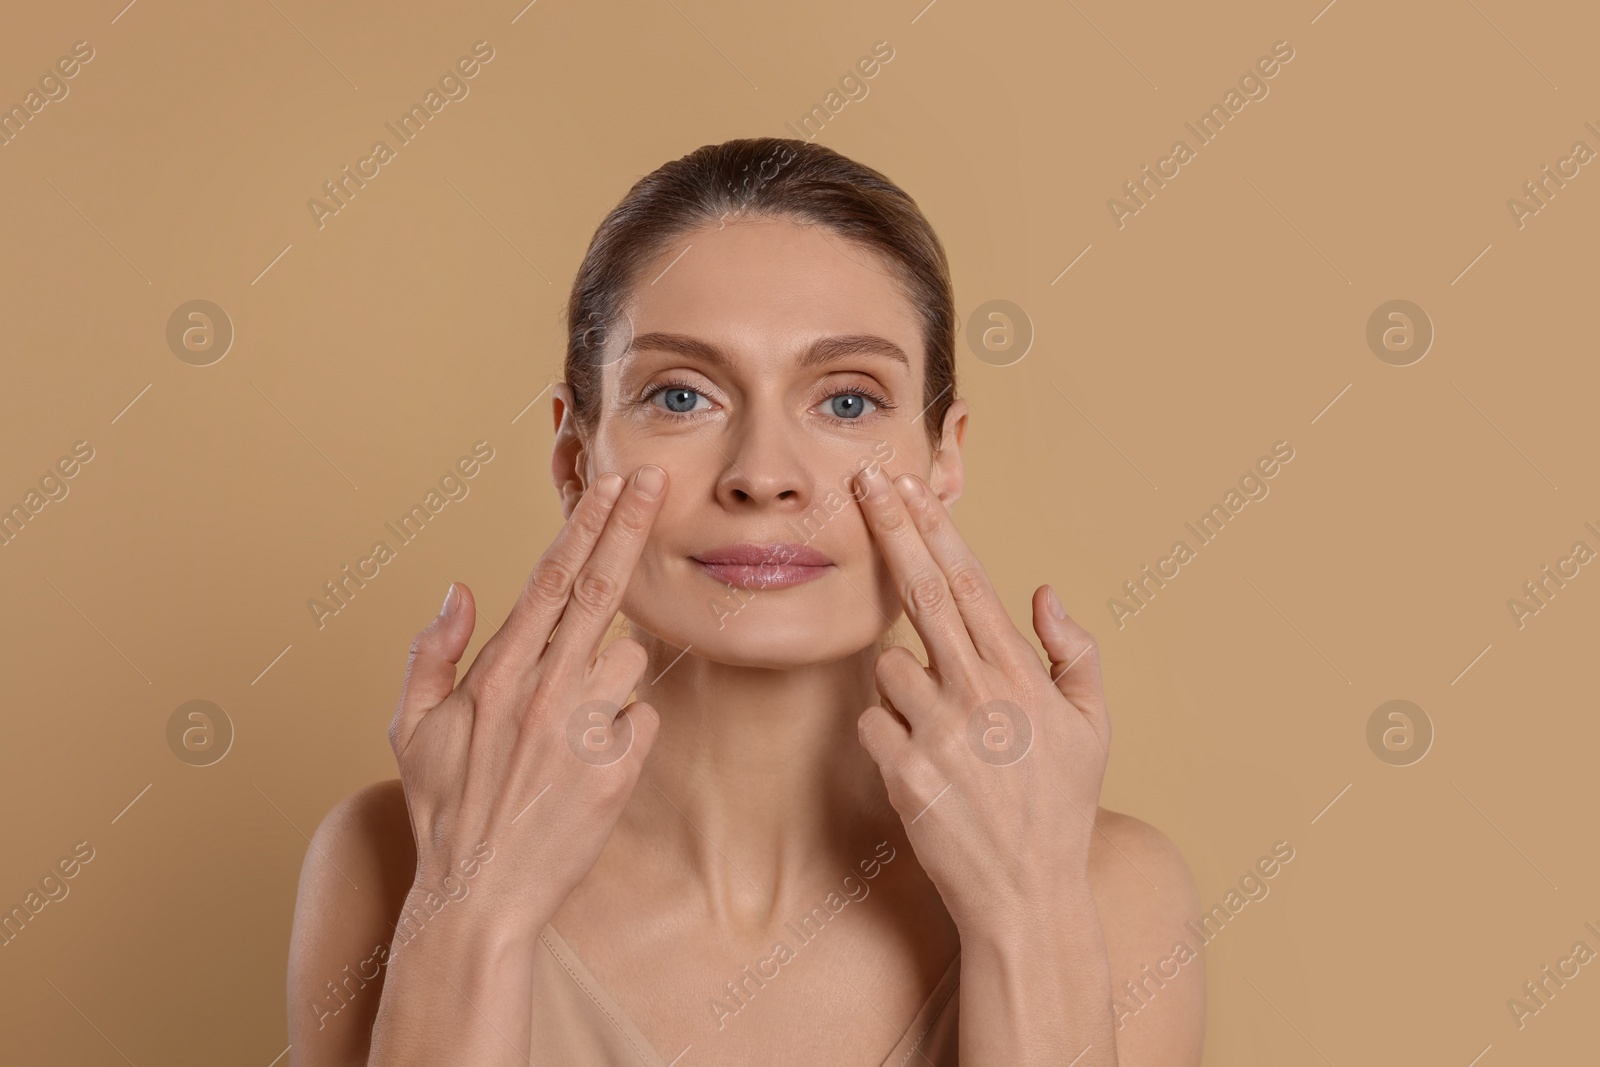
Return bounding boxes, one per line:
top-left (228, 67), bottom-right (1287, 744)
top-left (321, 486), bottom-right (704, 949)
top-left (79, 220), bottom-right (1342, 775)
top-left (712, 416), bottom-right (814, 511)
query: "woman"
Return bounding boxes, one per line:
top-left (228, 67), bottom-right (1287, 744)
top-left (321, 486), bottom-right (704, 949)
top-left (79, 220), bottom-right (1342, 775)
top-left (288, 137), bottom-right (1205, 1066)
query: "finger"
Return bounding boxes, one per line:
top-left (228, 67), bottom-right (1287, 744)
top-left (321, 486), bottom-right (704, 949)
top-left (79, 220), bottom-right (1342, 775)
top-left (1033, 585), bottom-right (1111, 746)
top-left (391, 582), bottom-right (477, 757)
top-left (874, 645), bottom-right (939, 733)
top-left (891, 472), bottom-right (1036, 670)
top-left (542, 464), bottom-right (667, 677)
top-left (464, 471), bottom-right (626, 688)
top-left (857, 704), bottom-right (913, 775)
top-left (859, 706), bottom-right (955, 826)
top-left (855, 464), bottom-right (981, 688)
top-left (585, 636), bottom-right (648, 705)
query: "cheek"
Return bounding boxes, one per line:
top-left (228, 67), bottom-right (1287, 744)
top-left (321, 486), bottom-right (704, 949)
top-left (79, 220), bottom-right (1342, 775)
top-left (589, 426), bottom-right (715, 490)
top-left (836, 500), bottom-right (876, 563)
top-left (641, 500), bottom-right (689, 567)
top-left (621, 495), bottom-right (701, 613)
top-left (831, 433), bottom-right (915, 502)
top-left (825, 495), bottom-right (895, 602)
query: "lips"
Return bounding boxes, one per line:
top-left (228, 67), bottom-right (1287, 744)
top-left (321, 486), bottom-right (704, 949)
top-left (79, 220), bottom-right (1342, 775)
top-left (694, 542), bottom-right (832, 566)
top-left (692, 542), bottom-right (834, 590)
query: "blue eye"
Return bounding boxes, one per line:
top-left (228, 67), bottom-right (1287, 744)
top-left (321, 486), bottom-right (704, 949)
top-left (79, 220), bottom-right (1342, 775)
top-left (648, 385), bottom-right (710, 414)
top-left (822, 393), bottom-right (876, 419)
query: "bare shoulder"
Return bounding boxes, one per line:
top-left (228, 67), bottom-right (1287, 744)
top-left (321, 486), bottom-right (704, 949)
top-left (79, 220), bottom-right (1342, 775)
top-left (287, 779), bottom-right (417, 1066)
top-left (1087, 806), bottom-right (1205, 1065)
top-left (1087, 807), bottom-right (1199, 922)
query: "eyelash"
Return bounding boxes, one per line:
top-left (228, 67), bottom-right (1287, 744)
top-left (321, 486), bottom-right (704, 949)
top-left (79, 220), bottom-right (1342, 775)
top-left (639, 378), bottom-right (895, 422)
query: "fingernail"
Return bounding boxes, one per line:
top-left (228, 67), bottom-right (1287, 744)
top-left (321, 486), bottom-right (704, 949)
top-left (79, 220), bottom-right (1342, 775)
top-left (635, 464), bottom-right (666, 498)
top-left (594, 472), bottom-right (625, 503)
top-left (441, 583), bottom-right (458, 616)
top-left (894, 473), bottom-right (921, 501)
top-left (861, 465), bottom-right (888, 499)
top-left (1046, 586), bottom-right (1066, 620)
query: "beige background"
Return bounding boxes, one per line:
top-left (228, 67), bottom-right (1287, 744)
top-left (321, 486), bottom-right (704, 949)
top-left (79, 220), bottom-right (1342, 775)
top-left (2, 0), bottom-right (1597, 1063)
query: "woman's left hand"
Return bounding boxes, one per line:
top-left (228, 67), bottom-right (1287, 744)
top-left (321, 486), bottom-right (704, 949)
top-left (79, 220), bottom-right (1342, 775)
top-left (853, 464), bottom-right (1112, 934)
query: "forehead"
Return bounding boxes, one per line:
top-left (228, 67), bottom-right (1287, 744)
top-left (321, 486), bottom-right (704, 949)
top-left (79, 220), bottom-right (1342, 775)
top-left (614, 216), bottom-right (924, 375)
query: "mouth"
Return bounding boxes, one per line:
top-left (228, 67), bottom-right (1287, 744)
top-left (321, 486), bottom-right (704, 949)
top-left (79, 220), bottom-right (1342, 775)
top-left (691, 542), bottom-right (835, 590)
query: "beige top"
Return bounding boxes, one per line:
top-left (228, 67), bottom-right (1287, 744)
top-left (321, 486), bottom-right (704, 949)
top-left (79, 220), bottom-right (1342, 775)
top-left (534, 923), bottom-right (961, 1066)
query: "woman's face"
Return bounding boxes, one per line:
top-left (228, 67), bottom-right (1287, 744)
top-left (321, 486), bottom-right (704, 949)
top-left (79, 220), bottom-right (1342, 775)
top-left (554, 215), bottom-right (966, 669)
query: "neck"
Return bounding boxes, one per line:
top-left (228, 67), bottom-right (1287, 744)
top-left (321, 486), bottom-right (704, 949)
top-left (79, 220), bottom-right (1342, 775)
top-left (612, 622), bottom-right (904, 930)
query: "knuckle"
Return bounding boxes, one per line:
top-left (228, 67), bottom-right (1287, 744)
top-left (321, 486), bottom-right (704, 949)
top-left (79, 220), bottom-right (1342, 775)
top-left (611, 638), bottom-right (649, 681)
top-left (905, 574), bottom-right (947, 618)
top-left (874, 646), bottom-right (912, 686)
top-left (609, 500), bottom-right (651, 538)
top-left (872, 749), bottom-right (905, 791)
top-left (877, 506), bottom-right (911, 536)
top-left (573, 497), bottom-right (612, 538)
top-left (571, 568), bottom-right (618, 612)
top-left (913, 494), bottom-right (946, 531)
top-left (934, 722), bottom-right (969, 763)
top-left (465, 663), bottom-right (517, 711)
top-left (897, 750), bottom-right (936, 794)
top-left (406, 617), bottom-right (442, 661)
top-left (946, 564), bottom-right (986, 602)
top-left (528, 558), bottom-right (575, 604)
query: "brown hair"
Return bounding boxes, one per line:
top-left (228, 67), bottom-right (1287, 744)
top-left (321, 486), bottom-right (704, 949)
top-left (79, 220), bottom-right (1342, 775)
top-left (563, 137), bottom-right (957, 451)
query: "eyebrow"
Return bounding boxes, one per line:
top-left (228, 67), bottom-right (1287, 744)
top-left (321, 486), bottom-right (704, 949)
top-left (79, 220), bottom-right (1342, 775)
top-left (623, 332), bottom-right (911, 372)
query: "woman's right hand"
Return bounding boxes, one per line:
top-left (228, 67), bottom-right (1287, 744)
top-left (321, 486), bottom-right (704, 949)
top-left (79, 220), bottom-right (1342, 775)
top-left (386, 463), bottom-right (668, 948)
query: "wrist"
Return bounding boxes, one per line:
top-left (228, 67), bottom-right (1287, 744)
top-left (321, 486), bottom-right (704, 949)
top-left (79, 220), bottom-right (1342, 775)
top-left (956, 878), bottom-right (1101, 959)
top-left (390, 872), bottom-right (545, 962)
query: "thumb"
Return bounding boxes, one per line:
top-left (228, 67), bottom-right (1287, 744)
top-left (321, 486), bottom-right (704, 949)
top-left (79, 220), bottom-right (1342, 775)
top-left (1033, 585), bottom-right (1108, 729)
top-left (391, 582), bottom-right (476, 756)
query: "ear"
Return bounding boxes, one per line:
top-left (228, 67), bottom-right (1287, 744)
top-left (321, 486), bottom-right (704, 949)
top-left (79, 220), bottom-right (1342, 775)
top-left (929, 397), bottom-right (967, 508)
top-left (550, 383), bottom-right (588, 519)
